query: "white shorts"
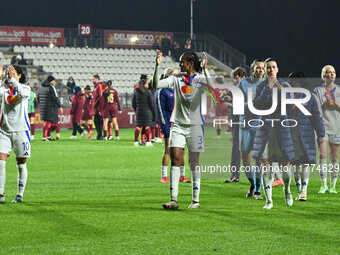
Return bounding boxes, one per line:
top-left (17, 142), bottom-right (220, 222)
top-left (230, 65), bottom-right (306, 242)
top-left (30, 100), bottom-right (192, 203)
top-left (324, 134), bottom-right (340, 145)
top-left (0, 130), bottom-right (31, 158)
top-left (260, 143), bottom-right (269, 159)
top-left (169, 123), bottom-right (204, 152)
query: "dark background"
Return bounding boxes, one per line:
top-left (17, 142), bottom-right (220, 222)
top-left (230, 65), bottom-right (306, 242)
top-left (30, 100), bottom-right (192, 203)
top-left (2, 0), bottom-right (339, 77)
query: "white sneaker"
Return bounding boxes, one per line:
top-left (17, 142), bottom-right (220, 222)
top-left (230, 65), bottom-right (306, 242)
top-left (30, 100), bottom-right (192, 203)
top-left (108, 136), bottom-right (113, 140)
top-left (299, 190), bottom-right (307, 201)
top-left (155, 137), bottom-right (162, 143)
top-left (103, 137), bottom-right (108, 140)
top-left (263, 202), bottom-right (273, 209)
top-left (162, 200), bottom-right (179, 210)
top-left (188, 201), bottom-right (200, 209)
top-left (134, 142), bottom-right (139, 146)
top-left (285, 193), bottom-right (293, 206)
top-left (114, 136), bottom-right (120, 140)
top-left (69, 136), bottom-right (77, 139)
top-left (145, 142), bottom-right (153, 146)
top-left (81, 131), bottom-right (88, 139)
top-left (31, 135), bottom-right (34, 140)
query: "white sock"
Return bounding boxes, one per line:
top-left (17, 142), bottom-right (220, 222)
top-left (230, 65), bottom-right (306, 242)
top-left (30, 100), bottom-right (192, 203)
top-left (180, 166), bottom-right (185, 177)
top-left (330, 161), bottom-right (338, 189)
top-left (17, 163), bottom-right (28, 197)
top-left (0, 160), bottom-right (6, 196)
top-left (319, 158), bottom-right (328, 186)
top-left (191, 170), bottom-right (201, 202)
top-left (161, 166), bottom-right (168, 178)
top-left (293, 165), bottom-right (302, 193)
top-left (263, 168), bottom-right (273, 204)
top-left (282, 166), bottom-right (292, 194)
top-left (170, 166), bottom-right (180, 202)
top-left (301, 165), bottom-right (310, 191)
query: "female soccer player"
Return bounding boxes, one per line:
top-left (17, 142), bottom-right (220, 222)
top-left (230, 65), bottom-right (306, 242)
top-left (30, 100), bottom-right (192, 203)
top-left (0, 65), bottom-right (31, 203)
top-left (314, 65), bottom-right (340, 194)
top-left (153, 51), bottom-right (212, 209)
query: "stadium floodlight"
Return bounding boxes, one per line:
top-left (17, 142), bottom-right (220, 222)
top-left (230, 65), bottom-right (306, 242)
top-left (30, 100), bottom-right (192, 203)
top-left (49, 42), bottom-right (54, 48)
top-left (130, 35), bottom-right (139, 44)
top-left (190, 0), bottom-right (195, 40)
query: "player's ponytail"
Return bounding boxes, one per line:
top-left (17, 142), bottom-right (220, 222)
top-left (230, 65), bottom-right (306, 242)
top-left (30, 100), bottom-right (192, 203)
top-left (13, 65), bottom-right (27, 84)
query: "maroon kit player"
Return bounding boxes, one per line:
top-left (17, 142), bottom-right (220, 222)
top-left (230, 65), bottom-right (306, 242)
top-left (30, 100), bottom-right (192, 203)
top-left (81, 85), bottom-right (94, 139)
top-left (101, 80), bottom-right (122, 140)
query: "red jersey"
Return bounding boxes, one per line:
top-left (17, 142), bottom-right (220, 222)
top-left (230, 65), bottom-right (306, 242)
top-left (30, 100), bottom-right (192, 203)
top-left (102, 87), bottom-right (121, 111)
top-left (83, 91), bottom-right (93, 115)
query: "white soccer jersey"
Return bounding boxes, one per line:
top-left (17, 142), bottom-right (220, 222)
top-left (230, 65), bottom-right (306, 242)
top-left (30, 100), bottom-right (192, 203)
top-left (314, 84), bottom-right (340, 134)
top-left (0, 78), bottom-right (31, 133)
top-left (155, 67), bottom-right (211, 125)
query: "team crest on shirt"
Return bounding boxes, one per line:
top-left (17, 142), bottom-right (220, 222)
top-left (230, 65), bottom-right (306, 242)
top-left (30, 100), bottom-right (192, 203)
top-left (181, 85), bottom-right (194, 94)
top-left (6, 87), bottom-right (19, 104)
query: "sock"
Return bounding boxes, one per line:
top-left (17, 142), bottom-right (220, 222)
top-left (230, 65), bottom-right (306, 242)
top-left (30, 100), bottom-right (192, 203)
top-left (245, 165), bottom-right (255, 188)
top-left (145, 126), bottom-right (151, 142)
top-left (301, 165), bottom-right (310, 191)
top-left (103, 130), bottom-right (107, 137)
top-left (31, 124), bottom-right (35, 135)
top-left (170, 166), bottom-right (180, 201)
top-left (180, 166), bottom-right (185, 177)
top-left (191, 170), bottom-right (201, 202)
top-left (330, 161), bottom-right (338, 189)
top-left (151, 127), bottom-right (156, 139)
top-left (135, 127), bottom-right (141, 142)
top-left (55, 124), bottom-right (60, 134)
top-left (263, 168), bottom-right (273, 204)
top-left (115, 130), bottom-right (119, 137)
top-left (254, 165), bottom-right (262, 193)
top-left (217, 128), bottom-right (221, 136)
top-left (82, 123), bottom-right (90, 132)
top-left (319, 158), bottom-right (328, 186)
top-left (282, 166), bottom-right (292, 195)
top-left (0, 160), bottom-right (6, 196)
top-left (43, 121), bottom-right (49, 138)
top-left (89, 124), bottom-right (93, 131)
top-left (17, 163), bottom-right (28, 197)
top-left (161, 166), bottom-right (168, 178)
top-left (294, 165), bottom-right (302, 193)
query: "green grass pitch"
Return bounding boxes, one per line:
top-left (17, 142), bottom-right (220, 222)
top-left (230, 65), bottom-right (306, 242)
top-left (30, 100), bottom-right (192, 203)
top-left (1, 127), bottom-right (339, 254)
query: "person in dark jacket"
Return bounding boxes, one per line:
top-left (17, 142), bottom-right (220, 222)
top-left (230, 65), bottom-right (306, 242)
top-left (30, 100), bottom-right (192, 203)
top-left (92, 74), bottom-right (104, 140)
top-left (132, 74), bottom-right (155, 146)
top-left (66, 77), bottom-right (76, 94)
top-left (37, 76), bottom-right (63, 141)
top-left (69, 86), bottom-right (86, 139)
top-left (288, 72), bottom-right (325, 201)
top-left (252, 58), bottom-right (295, 209)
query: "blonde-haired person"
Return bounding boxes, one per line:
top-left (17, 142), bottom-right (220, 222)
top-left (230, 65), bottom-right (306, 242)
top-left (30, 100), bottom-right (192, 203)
top-left (155, 67), bottom-right (190, 184)
top-left (314, 65), bottom-right (340, 194)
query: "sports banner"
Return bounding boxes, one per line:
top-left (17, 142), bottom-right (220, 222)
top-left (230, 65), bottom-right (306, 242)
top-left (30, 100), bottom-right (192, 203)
top-left (0, 26), bottom-right (64, 45)
top-left (104, 30), bottom-right (173, 48)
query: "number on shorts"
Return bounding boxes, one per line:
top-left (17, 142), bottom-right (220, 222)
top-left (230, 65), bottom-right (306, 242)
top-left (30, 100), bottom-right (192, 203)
top-left (22, 142), bottom-right (29, 151)
top-left (198, 136), bottom-right (203, 144)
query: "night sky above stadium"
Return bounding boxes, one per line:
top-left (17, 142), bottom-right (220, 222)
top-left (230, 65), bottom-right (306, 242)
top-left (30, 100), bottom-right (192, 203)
top-left (3, 0), bottom-right (340, 76)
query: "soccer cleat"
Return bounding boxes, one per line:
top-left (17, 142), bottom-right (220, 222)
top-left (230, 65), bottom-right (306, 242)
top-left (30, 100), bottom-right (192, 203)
top-left (81, 131), bottom-right (88, 139)
top-left (108, 136), bottom-right (113, 140)
top-left (263, 202), bottom-right (273, 209)
top-left (87, 130), bottom-right (94, 139)
top-left (114, 136), bottom-right (120, 140)
top-left (145, 142), bottom-right (153, 147)
top-left (299, 190), bottom-right (307, 201)
top-left (12, 194), bottom-right (23, 203)
top-left (56, 134), bottom-right (60, 140)
top-left (179, 176), bottom-right (191, 183)
top-left (188, 201), bottom-right (200, 209)
top-left (69, 135), bottom-right (77, 139)
top-left (155, 137), bottom-right (162, 143)
top-left (254, 193), bottom-right (264, 200)
top-left (163, 200), bottom-right (179, 210)
top-left (47, 137), bottom-right (55, 141)
top-left (42, 137), bottom-right (49, 142)
top-left (224, 177), bottom-right (239, 183)
top-left (0, 194), bottom-right (5, 204)
top-left (330, 187), bottom-right (337, 194)
top-left (272, 178), bottom-right (284, 187)
top-left (285, 193), bottom-right (293, 206)
top-left (318, 185), bottom-right (329, 194)
top-left (103, 137), bottom-right (108, 140)
top-left (246, 188), bottom-right (254, 198)
top-left (160, 177), bottom-right (170, 183)
top-left (31, 135), bottom-right (34, 140)
top-left (134, 142), bottom-right (139, 146)
top-left (295, 192), bottom-right (301, 200)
